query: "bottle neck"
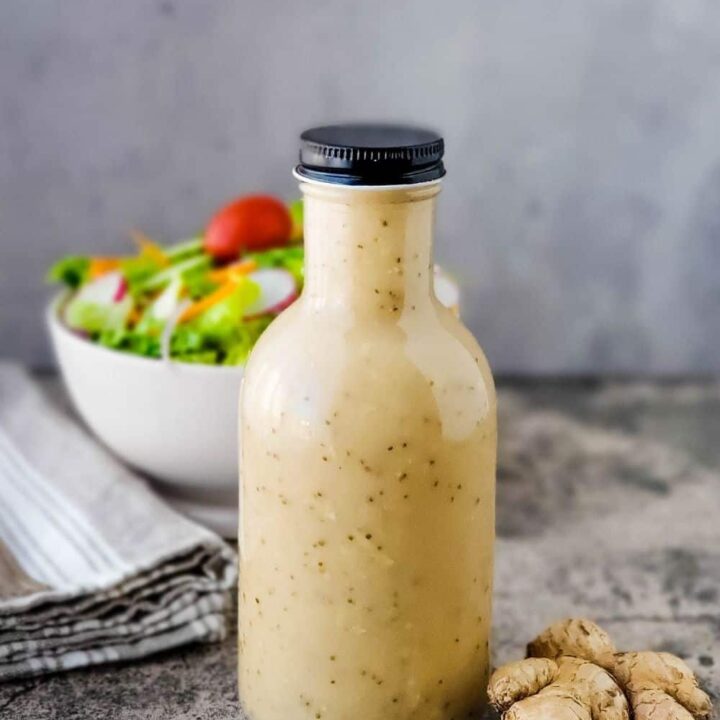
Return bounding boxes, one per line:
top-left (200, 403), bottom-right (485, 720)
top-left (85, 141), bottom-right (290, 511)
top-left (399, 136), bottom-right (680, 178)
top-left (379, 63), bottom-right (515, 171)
top-left (300, 181), bottom-right (441, 316)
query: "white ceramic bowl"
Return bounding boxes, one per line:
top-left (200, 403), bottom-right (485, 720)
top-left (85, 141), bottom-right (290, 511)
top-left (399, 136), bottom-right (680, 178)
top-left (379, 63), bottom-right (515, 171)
top-left (47, 295), bottom-right (243, 537)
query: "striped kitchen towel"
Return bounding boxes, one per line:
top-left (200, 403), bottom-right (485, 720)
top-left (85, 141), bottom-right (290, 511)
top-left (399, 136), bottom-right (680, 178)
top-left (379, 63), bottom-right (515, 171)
top-left (0, 364), bottom-right (236, 681)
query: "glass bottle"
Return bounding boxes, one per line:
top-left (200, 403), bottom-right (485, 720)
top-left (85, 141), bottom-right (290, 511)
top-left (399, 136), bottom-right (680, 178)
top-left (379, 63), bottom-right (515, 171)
top-left (239, 124), bottom-right (496, 720)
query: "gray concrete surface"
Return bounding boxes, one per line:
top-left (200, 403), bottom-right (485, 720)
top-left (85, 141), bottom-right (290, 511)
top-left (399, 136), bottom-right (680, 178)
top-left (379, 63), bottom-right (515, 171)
top-left (1, 378), bottom-right (718, 718)
top-left (2, 1), bottom-right (720, 374)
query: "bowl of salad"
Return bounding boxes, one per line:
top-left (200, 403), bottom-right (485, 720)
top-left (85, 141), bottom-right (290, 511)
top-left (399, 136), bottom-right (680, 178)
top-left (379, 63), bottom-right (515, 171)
top-left (47, 194), bottom-right (460, 537)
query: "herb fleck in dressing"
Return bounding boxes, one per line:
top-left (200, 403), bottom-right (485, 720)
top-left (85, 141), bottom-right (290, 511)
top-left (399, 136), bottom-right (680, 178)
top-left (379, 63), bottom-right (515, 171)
top-left (239, 130), bottom-right (496, 720)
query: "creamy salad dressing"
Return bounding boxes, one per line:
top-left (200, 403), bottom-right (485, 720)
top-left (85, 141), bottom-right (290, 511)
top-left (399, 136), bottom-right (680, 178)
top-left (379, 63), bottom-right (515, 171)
top-left (239, 179), bottom-right (496, 720)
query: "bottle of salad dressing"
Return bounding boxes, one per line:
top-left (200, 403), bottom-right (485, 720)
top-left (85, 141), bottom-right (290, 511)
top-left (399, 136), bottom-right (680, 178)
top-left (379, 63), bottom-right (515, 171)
top-left (239, 124), bottom-right (496, 720)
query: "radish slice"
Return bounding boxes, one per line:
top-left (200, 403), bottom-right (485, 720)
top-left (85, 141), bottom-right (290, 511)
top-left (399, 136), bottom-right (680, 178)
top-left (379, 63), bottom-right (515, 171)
top-left (63, 271), bottom-right (133, 332)
top-left (243, 268), bottom-right (298, 318)
top-left (434, 266), bottom-right (460, 313)
top-left (113, 277), bottom-right (128, 302)
top-left (77, 271), bottom-right (128, 305)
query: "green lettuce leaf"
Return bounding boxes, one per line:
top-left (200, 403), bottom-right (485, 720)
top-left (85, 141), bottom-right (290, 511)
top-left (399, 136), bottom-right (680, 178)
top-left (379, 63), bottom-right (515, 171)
top-left (183, 267), bottom-right (218, 300)
top-left (98, 327), bottom-right (162, 358)
top-left (194, 280), bottom-right (260, 338)
top-left (47, 256), bottom-right (90, 289)
top-left (168, 281), bottom-right (268, 365)
top-left (120, 255), bottom-right (162, 296)
top-left (165, 236), bottom-right (204, 263)
top-left (220, 317), bottom-right (272, 365)
top-left (139, 255), bottom-right (211, 293)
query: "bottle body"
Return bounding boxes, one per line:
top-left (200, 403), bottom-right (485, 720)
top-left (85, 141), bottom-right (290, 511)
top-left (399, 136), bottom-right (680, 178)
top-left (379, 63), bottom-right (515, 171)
top-left (239, 182), bottom-right (496, 720)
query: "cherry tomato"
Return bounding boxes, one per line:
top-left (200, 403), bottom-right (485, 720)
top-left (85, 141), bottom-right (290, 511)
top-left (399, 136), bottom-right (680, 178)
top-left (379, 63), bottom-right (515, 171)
top-left (204, 195), bottom-right (291, 261)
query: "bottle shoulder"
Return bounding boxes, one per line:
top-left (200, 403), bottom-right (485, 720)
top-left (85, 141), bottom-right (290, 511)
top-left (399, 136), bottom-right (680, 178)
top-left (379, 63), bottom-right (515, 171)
top-left (243, 302), bottom-right (495, 425)
top-left (248, 301), bottom-right (489, 369)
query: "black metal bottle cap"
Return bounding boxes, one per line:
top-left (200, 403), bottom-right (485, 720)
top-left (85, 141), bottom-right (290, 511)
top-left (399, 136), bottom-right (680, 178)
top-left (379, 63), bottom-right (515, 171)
top-left (296, 123), bottom-right (445, 186)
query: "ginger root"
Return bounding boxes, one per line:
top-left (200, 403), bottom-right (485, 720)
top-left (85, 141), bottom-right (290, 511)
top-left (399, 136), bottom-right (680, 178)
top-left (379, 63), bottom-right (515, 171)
top-left (526, 617), bottom-right (616, 668)
top-left (489, 655), bottom-right (629, 720)
top-left (489, 618), bottom-right (712, 720)
top-left (612, 651), bottom-right (713, 720)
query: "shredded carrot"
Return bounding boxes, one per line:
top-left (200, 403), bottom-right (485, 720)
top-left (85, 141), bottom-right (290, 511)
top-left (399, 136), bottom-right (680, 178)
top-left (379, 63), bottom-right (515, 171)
top-left (208, 259), bottom-right (257, 284)
top-left (131, 230), bottom-right (170, 267)
top-left (179, 282), bottom-right (238, 323)
top-left (88, 257), bottom-right (121, 279)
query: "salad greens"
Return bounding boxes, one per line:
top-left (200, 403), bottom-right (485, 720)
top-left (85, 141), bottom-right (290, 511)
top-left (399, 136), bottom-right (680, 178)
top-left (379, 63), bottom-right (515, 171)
top-left (49, 201), bottom-right (303, 366)
top-left (48, 256), bottom-right (90, 289)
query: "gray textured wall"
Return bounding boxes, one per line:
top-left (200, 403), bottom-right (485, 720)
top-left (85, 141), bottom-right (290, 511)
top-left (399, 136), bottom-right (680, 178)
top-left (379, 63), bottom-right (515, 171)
top-left (1, 0), bottom-right (719, 374)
